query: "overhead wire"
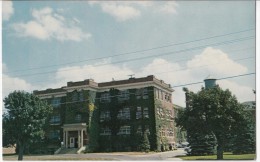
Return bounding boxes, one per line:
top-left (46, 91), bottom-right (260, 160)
top-left (3, 35), bottom-right (255, 78)
top-left (6, 28), bottom-right (255, 74)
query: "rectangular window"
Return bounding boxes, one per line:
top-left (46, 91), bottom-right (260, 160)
top-left (118, 90), bottom-right (130, 101)
top-left (143, 107), bottom-right (149, 118)
top-left (100, 127), bottom-right (111, 135)
top-left (136, 107), bottom-right (142, 119)
top-left (117, 126), bottom-right (131, 135)
top-left (117, 107), bottom-right (130, 120)
top-left (100, 93), bottom-right (111, 103)
top-left (51, 98), bottom-right (61, 107)
top-left (49, 130), bottom-right (60, 139)
top-left (100, 111), bottom-right (110, 121)
top-left (50, 115), bottom-right (60, 124)
top-left (143, 88), bottom-right (148, 99)
top-left (136, 125), bottom-right (142, 135)
top-left (79, 92), bottom-right (84, 101)
top-left (72, 92), bottom-right (78, 102)
top-left (136, 88), bottom-right (148, 99)
top-left (75, 114), bottom-right (81, 122)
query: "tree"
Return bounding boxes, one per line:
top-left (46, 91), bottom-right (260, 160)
top-left (3, 91), bottom-right (52, 160)
top-left (176, 86), bottom-right (253, 160)
top-left (139, 130), bottom-right (150, 152)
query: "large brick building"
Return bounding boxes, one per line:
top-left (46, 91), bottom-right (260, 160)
top-left (34, 75), bottom-right (176, 152)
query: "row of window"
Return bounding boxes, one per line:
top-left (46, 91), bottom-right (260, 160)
top-left (100, 125), bottom-right (150, 136)
top-left (100, 88), bottom-right (149, 103)
top-left (160, 128), bottom-right (174, 137)
top-left (157, 107), bottom-right (174, 118)
top-left (100, 107), bottom-right (149, 122)
top-left (154, 88), bottom-right (172, 103)
top-left (49, 114), bottom-right (82, 124)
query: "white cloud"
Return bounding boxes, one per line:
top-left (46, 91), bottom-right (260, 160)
top-left (2, 1), bottom-right (14, 21)
top-left (12, 7), bottom-right (91, 41)
top-left (89, 1), bottom-right (178, 21)
top-left (187, 47), bottom-right (248, 78)
top-left (157, 1), bottom-right (178, 14)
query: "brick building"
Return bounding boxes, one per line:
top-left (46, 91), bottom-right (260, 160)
top-left (34, 75), bottom-right (176, 152)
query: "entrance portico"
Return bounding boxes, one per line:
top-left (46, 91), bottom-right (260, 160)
top-left (62, 123), bottom-right (87, 148)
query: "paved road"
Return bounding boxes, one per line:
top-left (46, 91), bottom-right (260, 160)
top-left (60, 148), bottom-right (186, 160)
top-left (3, 148), bottom-right (186, 161)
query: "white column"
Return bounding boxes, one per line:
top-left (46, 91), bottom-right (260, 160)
top-left (78, 130), bottom-right (81, 148)
top-left (65, 131), bottom-right (68, 148)
top-left (63, 131), bottom-right (65, 148)
top-left (81, 129), bottom-right (84, 147)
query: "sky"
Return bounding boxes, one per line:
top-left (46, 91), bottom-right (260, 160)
top-left (2, 1), bottom-right (257, 107)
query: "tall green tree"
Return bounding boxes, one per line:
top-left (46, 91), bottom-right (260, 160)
top-left (176, 86), bottom-right (254, 160)
top-left (3, 91), bottom-right (52, 160)
top-left (139, 130), bottom-right (150, 152)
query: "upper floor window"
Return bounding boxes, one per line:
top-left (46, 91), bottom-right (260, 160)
top-left (75, 114), bottom-right (81, 122)
top-left (50, 115), bottom-right (61, 124)
top-left (79, 92), bottom-right (84, 101)
top-left (117, 126), bottom-right (131, 135)
top-left (72, 92), bottom-right (78, 102)
top-left (100, 93), bottom-right (111, 103)
top-left (136, 107), bottom-right (142, 119)
top-left (143, 107), bottom-right (149, 119)
top-left (118, 90), bottom-right (130, 101)
top-left (136, 88), bottom-right (149, 99)
top-left (100, 111), bottom-right (111, 122)
top-left (117, 107), bottom-right (130, 120)
top-left (51, 98), bottom-right (61, 107)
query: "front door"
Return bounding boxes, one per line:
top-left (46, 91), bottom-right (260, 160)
top-left (70, 137), bottom-right (75, 148)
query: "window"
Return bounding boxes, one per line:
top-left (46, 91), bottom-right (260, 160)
top-left (118, 90), bottom-right (130, 101)
top-left (136, 88), bottom-right (149, 99)
top-left (79, 92), bottom-right (84, 101)
top-left (117, 126), bottom-right (131, 135)
top-left (117, 107), bottom-right (130, 120)
top-left (75, 114), bottom-right (81, 122)
top-left (100, 111), bottom-right (110, 121)
top-left (136, 125), bottom-right (142, 135)
top-left (100, 127), bottom-right (111, 135)
top-left (136, 107), bottom-right (142, 119)
top-left (145, 125), bottom-right (150, 135)
top-left (51, 98), bottom-right (61, 107)
top-left (49, 130), bottom-right (60, 139)
top-left (168, 129), bottom-right (174, 137)
top-left (143, 88), bottom-right (148, 99)
top-left (72, 92), bottom-right (78, 101)
top-left (143, 107), bottom-right (149, 118)
top-left (100, 93), bottom-right (111, 103)
top-left (50, 115), bottom-right (60, 124)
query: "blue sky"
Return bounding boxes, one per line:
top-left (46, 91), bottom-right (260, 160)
top-left (2, 1), bottom-right (256, 106)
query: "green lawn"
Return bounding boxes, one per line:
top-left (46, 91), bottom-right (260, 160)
top-left (177, 152), bottom-right (256, 160)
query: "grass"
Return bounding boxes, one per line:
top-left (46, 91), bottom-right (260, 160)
top-left (177, 152), bottom-right (256, 160)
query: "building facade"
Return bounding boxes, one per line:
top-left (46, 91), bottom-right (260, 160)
top-left (34, 75), bottom-right (176, 152)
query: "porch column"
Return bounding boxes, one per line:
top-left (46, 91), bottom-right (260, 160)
top-left (78, 130), bottom-right (81, 148)
top-left (81, 129), bottom-right (84, 147)
top-left (65, 131), bottom-right (68, 148)
top-left (63, 131), bottom-right (65, 148)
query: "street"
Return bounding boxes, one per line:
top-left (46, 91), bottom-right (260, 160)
top-left (3, 149), bottom-right (186, 161)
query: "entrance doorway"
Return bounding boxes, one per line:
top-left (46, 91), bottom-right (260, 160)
top-left (70, 137), bottom-right (75, 148)
top-left (75, 138), bottom-right (78, 148)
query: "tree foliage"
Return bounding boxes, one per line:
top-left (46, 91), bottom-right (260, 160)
top-left (139, 130), bottom-right (150, 152)
top-left (3, 91), bottom-right (52, 160)
top-left (176, 86), bottom-right (255, 160)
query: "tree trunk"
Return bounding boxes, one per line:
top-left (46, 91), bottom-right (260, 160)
top-left (18, 143), bottom-right (24, 161)
top-left (217, 144), bottom-right (224, 160)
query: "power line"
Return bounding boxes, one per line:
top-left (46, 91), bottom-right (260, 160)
top-left (172, 73), bottom-right (255, 88)
top-left (6, 28), bottom-right (254, 74)
top-left (10, 45), bottom-right (254, 85)
top-left (4, 35), bottom-right (255, 78)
